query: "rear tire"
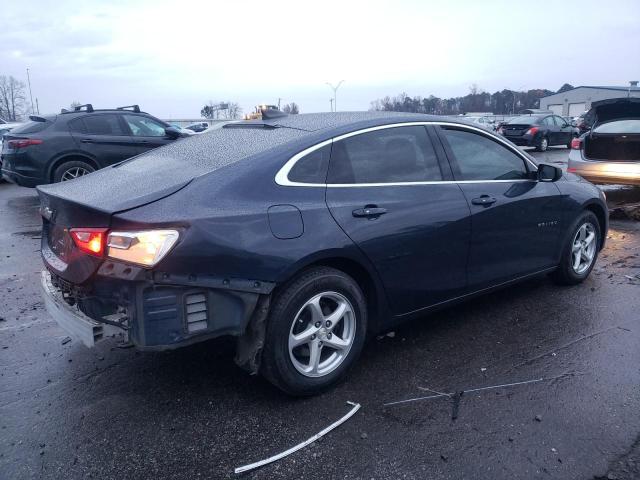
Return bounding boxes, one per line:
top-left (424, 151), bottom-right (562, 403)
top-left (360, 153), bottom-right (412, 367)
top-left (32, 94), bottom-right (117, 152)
top-left (551, 211), bottom-right (601, 285)
top-left (53, 160), bottom-right (95, 183)
top-left (535, 136), bottom-right (549, 152)
top-left (260, 267), bottom-right (367, 396)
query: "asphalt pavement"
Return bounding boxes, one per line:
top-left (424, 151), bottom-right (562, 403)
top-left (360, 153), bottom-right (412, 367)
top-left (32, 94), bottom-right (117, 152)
top-left (1, 147), bottom-right (639, 480)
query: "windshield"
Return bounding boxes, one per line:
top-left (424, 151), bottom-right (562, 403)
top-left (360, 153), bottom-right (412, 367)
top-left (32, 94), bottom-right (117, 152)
top-left (594, 119), bottom-right (640, 134)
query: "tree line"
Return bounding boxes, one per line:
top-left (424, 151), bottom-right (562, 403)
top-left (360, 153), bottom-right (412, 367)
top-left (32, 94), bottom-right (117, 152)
top-left (369, 84), bottom-right (574, 115)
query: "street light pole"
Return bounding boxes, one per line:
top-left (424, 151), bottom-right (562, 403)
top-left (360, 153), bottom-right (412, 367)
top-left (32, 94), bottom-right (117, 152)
top-left (329, 98), bottom-right (334, 112)
top-left (26, 68), bottom-right (35, 114)
top-left (325, 80), bottom-right (344, 112)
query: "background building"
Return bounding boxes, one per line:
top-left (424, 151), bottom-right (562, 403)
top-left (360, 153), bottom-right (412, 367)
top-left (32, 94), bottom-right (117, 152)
top-left (540, 82), bottom-right (640, 117)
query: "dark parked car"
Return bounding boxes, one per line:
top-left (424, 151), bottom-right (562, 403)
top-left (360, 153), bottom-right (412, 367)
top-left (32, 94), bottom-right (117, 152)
top-left (38, 111), bottom-right (608, 395)
top-left (1, 104), bottom-right (189, 187)
top-left (498, 114), bottom-right (576, 151)
top-left (568, 98), bottom-right (640, 185)
top-left (185, 121), bottom-right (209, 133)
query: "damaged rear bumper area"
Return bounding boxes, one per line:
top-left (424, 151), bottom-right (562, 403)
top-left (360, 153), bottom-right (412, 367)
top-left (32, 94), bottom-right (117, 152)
top-left (41, 267), bottom-right (274, 359)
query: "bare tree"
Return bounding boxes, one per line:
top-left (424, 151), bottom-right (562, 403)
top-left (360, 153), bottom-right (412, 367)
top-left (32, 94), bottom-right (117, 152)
top-left (282, 102), bottom-right (299, 114)
top-left (201, 101), bottom-right (242, 120)
top-left (0, 76), bottom-right (27, 121)
top-left (225, 102), bottom-right (242, 119)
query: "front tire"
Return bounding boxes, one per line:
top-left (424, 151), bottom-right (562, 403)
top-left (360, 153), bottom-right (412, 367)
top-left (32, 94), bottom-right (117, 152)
top-left (261, 267), bottom-right (367, 396)
top-left (551, 211), bottom-right (601, 285)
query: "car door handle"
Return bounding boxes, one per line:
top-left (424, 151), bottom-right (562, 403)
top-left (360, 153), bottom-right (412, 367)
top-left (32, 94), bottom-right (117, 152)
top-left (471, 195), bottom-right (497, 206)
top-left (80, 139), bottom-right (94, 144)
top-left (352, 206), bottom-right (387, 218)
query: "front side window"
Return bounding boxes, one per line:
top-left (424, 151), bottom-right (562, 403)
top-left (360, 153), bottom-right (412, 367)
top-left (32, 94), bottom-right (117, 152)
top-left (81, 114), bottom-right (125, 136)
top-left (327, 126), bottom-right (442, 184)
top-left (542, 116), bottom-right (555, 126)
top-left (440, 128), bottom-right (529, 181)
top-left (123, 114), bottom-right (167, 137)
top-left (288, 144), bottom-right (331, 183)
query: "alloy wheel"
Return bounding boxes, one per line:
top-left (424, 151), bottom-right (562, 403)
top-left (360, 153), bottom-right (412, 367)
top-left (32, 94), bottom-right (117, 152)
top-left (288, 291), bottom-right (356, 377)
top-left (571, 222), bottom-right (597, 275)
top-left (61, 166), bottom-right (91, 181)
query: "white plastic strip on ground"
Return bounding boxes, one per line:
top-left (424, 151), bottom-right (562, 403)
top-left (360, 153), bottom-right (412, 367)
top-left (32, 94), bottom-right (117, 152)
top-left (234, 401), bottom-right (361, 474)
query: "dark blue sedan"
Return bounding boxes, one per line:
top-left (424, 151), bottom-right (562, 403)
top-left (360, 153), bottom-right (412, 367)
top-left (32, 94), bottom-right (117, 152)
top-left (37, 111), bottom-right (608, 395)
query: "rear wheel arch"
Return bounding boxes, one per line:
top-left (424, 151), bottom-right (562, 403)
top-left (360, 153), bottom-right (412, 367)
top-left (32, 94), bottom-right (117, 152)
top-left (276, 255), bottom-right (387, 335)
top-left (48, 155), bottom-right (98, 183)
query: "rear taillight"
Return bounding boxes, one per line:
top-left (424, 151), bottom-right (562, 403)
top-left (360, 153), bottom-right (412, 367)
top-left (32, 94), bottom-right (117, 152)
top-left (571, 137), bottom-right (582, 149)
top-left (7, 139), bottom-right (43, 148)
top-left (567, 167), bottom-right (577, 173)
top-left (525, 127), bottom-right (539, 136)
top-left (70, 228), bottom-right (107, 257)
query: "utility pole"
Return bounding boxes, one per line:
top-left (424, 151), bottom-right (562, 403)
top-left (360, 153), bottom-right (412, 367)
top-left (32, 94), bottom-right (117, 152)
top-left (278, 98), bottom-right (282, 109)
top-left (26, 68), bottom-right (35, 114)
top-left (36, 98), bottom-right (40, 115)
top-left (329, 98), bottom-right (334, 112)
top-left (325, 80), bottom-right (344, 112)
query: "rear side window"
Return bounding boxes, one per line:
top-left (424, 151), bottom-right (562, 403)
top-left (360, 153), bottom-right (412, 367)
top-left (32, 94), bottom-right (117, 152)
top-left (542, 116), bottom-right (554, 126)
top-left (327, 126), bottom-right (442, 184)
top-left (288, 144), bottom-right (331, 183)
top-left (440, 128), bottom-right (529, 181)
top-left (81, 114), bottom-right (125, 135)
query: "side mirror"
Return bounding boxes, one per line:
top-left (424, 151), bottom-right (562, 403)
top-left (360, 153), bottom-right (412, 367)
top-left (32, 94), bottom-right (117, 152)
top-left (537, 163), bottom-right (562, 182)
top-left (165, 126), bottom-right (182, 139)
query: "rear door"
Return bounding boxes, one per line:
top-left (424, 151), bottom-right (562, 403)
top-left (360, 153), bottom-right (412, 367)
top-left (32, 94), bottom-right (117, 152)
top-left (121, 114), bottom-right (174, 154)
top-left (325, 124), bottom-right (471, 315)
top-left (68, 114), bottom-right (138, 167)
top-left (435, 125), bottom-right (563, 290)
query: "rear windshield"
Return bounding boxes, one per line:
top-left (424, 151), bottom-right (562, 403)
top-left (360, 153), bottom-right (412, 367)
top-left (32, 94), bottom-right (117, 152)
top-left (11, 116), bottom-right (56, 134)
top-left (594, 119), bottom-right (640, 134)
top-left (507, 116), bottom-right (540, 125)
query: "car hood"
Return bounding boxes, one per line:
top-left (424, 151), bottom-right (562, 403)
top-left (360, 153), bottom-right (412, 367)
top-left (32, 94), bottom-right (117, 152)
top-left (585, 97), bottom-right (640, 126)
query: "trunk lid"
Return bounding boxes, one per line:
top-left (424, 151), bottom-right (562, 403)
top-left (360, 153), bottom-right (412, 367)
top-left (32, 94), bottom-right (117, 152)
top-left (583, 99), bottom-right (640, 162)
top-left (585, 97), bottom-right (640, 126)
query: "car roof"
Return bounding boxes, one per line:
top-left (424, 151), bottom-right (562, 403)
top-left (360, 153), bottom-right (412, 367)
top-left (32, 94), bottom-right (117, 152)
top-left (237, 111), bottom-right (452, 133)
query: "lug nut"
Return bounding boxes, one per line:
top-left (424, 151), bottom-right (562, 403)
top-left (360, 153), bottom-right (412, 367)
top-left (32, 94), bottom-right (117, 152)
top-left (318, 341), bottom-right (323, 346)
top-left (327, 333), bottom-right (332, 339)
top-left (311, 334), bottom-right (316, 340)
top-left (314, 322), bottom-right (321, 328)
top-left (325, 320), bottom-right (332, 327)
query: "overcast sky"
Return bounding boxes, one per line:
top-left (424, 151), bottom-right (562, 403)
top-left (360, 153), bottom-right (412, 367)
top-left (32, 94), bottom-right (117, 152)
top-left (2, 0), bottom-right (639, 118)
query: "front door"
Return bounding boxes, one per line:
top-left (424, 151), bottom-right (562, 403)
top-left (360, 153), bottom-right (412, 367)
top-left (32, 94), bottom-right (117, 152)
top-left (325, 125), bottom-right (471, 315)
top-left (554, 115), bottom-right (573, 145)
top-left (121, 114), bottom-right (174, 154)
top-left (435, 125), bottom-right (564, 290)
